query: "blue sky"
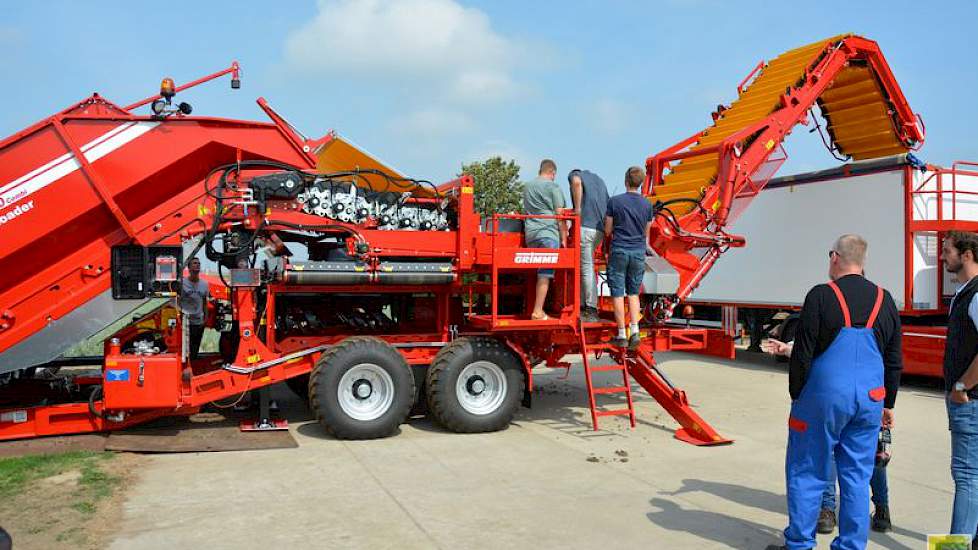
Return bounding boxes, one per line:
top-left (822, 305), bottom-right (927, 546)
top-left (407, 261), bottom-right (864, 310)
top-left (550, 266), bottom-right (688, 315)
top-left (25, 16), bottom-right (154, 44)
top-left (2, 0), bottom-right (976, 197)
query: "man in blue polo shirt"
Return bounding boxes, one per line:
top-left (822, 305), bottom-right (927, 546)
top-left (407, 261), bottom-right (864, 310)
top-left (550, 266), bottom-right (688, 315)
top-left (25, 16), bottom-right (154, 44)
top-left (569, 169), bottom-right (610, 323)
top-left (604, 166), bottom-right (654, 349)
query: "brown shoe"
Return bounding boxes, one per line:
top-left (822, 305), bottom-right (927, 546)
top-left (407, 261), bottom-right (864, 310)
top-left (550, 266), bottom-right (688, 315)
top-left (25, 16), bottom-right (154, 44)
top-left (817, 507), bottom-right (836, 534)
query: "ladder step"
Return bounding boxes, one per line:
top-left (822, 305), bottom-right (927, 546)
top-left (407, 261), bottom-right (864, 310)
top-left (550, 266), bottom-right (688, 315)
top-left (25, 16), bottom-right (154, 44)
top-left (592, 386), bottom-right (629, 395)
top-left (589, 364), bottom-right (626, 372)
top-left (585, 344), bottom-right (621, 353)
top-left (595, 408), bottom-right (633, 417)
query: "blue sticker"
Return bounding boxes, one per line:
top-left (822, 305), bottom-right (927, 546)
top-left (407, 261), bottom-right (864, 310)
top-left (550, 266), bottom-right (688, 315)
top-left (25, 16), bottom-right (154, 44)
top-left (106, 369), bottom-right (130, 382)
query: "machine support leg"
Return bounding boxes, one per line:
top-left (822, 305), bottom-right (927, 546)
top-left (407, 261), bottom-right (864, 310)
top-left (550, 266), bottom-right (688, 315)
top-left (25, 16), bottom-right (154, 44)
top-left (239, 386), bottom-right (288, 432)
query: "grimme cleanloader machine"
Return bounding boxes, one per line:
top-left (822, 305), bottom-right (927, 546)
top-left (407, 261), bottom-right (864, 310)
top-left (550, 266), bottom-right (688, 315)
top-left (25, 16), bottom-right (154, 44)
top-left (0, 35), bottom-right (923, 445)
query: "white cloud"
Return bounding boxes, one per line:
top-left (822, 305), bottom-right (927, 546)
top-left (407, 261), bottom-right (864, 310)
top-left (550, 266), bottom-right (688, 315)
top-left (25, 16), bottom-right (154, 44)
top-left (388, 108), bottom-right (474, 137)
top-left (588, 98), bottom-right (634, 135)
top-left (285, 0), bottom-right (528, 103)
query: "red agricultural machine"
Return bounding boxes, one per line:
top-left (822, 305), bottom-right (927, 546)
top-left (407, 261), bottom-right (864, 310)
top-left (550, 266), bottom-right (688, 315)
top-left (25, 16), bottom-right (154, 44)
top-left (0, 34), bottom-right (923, 445)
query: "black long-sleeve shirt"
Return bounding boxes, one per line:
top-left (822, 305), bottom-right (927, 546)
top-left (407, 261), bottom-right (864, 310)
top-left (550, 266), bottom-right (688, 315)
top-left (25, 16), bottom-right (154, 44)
top-left (789, 274), bottom-right (903, 408)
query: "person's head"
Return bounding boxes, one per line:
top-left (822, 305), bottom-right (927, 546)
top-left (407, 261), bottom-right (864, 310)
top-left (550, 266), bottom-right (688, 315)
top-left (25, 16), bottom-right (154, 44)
top-left (188, 257), bottom-right (201, 277)
top-left (567, 169), bottom-right (582, 186)
top-left (625, 166), bottom-right (645, 191)
top-left (943, 231), bottom-right (978, 280)
top-left (538, 159), bottom-right (557, 181)
top-left (828, 234), bottom-right (867, 280)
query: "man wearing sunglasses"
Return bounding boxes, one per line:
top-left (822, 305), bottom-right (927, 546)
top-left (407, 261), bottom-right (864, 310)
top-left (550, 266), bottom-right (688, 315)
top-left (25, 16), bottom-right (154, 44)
top-left (764, 234), bottom-right (902, 550)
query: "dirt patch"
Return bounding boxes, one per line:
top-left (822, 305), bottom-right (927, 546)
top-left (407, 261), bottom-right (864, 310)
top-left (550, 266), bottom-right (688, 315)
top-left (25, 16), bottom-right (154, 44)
top-left (0, 451), bottom-right (141, 550)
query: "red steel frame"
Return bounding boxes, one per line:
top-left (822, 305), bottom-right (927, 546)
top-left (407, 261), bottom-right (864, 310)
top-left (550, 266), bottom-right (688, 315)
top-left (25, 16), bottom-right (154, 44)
top-left (0, 36), bottom-right (925, 445)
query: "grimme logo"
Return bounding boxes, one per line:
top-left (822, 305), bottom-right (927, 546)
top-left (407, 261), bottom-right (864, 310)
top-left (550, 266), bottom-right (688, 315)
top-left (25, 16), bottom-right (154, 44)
top-left (514, 251), bottom-right (558, 264)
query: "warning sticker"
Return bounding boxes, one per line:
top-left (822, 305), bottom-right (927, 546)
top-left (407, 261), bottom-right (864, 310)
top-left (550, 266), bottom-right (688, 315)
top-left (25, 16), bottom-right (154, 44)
top-left (106, 369), bottom-right (130, 382)
top-left (0, 410), bottom-right (28, 423)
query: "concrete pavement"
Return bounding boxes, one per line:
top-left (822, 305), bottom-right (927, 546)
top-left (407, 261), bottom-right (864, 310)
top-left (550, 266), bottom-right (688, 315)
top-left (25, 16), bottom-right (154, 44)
top-left (109, 351), bottom-right (952, 549)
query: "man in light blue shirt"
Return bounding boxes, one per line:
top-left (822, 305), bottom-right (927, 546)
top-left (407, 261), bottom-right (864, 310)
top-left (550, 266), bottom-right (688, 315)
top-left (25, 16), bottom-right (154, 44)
top-left (522, 159), bottom-right (567, 320)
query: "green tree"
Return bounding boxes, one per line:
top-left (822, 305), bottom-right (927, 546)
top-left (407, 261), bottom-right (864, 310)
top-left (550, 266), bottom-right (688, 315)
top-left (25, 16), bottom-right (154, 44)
top-left (459, 156), bottom-right (523, 217)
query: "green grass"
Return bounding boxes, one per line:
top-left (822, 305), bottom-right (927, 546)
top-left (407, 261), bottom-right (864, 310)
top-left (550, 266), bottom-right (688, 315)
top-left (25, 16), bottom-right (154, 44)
top-left (0, 451), bottom-right (117, 502)
top-left (0, 451), bottom-right (123, 548)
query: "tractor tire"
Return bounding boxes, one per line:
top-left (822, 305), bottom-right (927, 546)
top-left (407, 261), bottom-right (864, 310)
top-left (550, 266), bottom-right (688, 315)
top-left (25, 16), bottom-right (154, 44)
top-left (309, 337), bottom-right (415, 439)
top-left (425, 337), bottom-right (523, 433)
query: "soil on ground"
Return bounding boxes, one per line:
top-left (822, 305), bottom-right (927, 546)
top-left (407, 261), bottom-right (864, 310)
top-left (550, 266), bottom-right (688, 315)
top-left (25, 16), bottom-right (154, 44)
top-left (0, 451), bottom-right (141, 550)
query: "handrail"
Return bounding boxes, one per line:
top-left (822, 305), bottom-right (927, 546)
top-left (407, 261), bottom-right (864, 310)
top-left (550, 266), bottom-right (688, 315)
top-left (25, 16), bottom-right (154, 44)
top-left (909, 164), bottom-right (978, 222)
top-left (737, 60), bottom-right (766, 94)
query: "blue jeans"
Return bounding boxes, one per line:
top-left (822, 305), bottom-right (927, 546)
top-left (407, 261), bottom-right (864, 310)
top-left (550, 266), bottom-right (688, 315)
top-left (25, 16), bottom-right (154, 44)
top-left (580, 227), bottom-right (603, 309)
top-left (821, 460), bottom-right (888, 510)
top-left (607, 248), bottom-right (645, 297)
top-left (526, 236), bottom-right (558, 278)
top-left (948, 397), bottom-right (978, 537)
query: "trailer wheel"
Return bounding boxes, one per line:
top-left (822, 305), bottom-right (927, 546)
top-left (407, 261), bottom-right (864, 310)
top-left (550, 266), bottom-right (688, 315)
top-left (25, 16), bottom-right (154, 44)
top-left (426, 337), bottom-right (523, 433)
top-left (309, 337), bottom-right (415, 439)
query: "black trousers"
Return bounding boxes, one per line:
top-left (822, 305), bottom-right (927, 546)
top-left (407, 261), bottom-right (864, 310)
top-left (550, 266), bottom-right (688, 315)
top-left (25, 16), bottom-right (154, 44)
top-left (188, 324), bottom-right (205, 361)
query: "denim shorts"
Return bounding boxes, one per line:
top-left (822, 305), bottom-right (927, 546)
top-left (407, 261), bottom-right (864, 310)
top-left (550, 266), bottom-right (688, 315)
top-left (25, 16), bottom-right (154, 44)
top-left (526, 237), bottom-right (558, 278)
top-left (607, 248), bottom-right (645, 297)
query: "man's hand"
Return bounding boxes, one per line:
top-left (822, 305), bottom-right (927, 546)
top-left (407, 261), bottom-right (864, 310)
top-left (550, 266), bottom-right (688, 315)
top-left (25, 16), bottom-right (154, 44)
top-left (646, 245), bottom-right (656, 257)
top-left (761, 338), bottom-right (793, 357)
top-left (882, 408), bottom-right (895, 428)
top-left (560, 236), bottom-right (568, 248)
top-left (951, 390), bottom-right (971, 404)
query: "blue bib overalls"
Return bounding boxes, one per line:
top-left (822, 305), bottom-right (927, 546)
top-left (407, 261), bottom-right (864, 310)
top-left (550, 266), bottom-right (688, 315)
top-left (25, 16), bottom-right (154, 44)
top-left (784, 282), bottom-right (886, 550)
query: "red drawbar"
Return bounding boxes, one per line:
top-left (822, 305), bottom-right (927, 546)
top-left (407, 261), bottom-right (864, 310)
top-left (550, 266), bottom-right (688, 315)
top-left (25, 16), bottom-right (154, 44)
top-left (869, 387), bottom-right (886, 402)
top-left (788, 417), bottom-right (808, 433)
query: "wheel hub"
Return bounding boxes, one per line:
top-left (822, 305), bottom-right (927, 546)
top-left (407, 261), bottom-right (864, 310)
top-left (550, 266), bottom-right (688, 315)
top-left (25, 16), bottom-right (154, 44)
top-left (352, 379), bottom-right (373, 399)
top-left (337, 363), bottom-right (395, 421)
top-left (455, 361), bottom-right (507, 416)
top-left (467, 375), bottom-right (486, 395)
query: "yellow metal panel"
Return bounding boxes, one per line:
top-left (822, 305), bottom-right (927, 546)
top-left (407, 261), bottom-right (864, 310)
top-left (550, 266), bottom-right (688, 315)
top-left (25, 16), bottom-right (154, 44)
top-left (315, 135), bottom-right (434, 196)
top-left (652, 33), bottom-right (913, 215)
top-left (818, 65), bottom-right (906, 160)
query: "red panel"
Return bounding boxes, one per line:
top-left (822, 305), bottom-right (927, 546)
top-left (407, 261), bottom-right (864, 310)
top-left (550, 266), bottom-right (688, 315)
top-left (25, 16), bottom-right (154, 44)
top-left (102, 355), bottom-right (182, 409)
top-left (0, 101), bottom-right (314, 363)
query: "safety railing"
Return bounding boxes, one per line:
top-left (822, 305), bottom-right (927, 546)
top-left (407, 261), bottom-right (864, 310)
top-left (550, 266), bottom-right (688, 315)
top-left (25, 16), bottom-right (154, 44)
top-left (471, 211), bottom-right (580, 329)
top-left (910, 161), bottom-right (978, 226)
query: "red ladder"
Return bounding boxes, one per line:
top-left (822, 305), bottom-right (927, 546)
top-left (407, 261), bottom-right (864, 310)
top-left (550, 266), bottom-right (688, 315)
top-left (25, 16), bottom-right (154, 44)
top-left (579, 329), bottom-right (636, 430)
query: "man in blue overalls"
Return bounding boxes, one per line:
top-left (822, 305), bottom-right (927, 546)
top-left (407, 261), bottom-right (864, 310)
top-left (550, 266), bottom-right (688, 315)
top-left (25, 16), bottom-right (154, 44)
top-left (766, 234), bottom-right (902, 550)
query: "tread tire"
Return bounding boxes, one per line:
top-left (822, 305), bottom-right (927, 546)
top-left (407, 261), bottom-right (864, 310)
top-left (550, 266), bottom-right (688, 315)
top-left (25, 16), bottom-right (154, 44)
top-left (309, 336), bottom-right (414, 439)
top-left (425, 337), bottom-right (523, 433)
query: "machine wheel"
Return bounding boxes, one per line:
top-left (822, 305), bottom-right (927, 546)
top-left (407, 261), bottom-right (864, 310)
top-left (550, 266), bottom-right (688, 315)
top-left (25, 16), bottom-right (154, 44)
top-left (425, 337), bottom-right (523, 433)
top-left (309, 337), bottom-right (414, 439)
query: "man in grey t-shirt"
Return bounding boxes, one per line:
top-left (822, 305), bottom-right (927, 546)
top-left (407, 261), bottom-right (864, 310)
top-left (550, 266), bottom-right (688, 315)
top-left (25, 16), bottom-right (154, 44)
top-left (179, 257), bottom-right (209, 360)
top-left (523, 159), bottom-right (567, 320)
top-left (569, 169), bottom-right (609, 323)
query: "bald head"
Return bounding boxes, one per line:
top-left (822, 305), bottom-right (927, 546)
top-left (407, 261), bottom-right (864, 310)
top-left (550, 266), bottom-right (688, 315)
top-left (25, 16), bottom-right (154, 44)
top-left (832, 234), bottom-right (867, 267)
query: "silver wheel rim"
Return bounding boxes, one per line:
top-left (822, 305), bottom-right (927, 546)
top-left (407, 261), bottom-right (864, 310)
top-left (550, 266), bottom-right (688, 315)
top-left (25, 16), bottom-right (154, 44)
top-left (456, 361), bottom-right (507, 415)
top-left (338, 363), bottom-right (394, 421)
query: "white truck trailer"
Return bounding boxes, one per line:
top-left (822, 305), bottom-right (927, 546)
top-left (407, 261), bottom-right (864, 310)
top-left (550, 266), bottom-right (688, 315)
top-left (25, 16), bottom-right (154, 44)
top-left (685, 154), bottom-right (978, 377)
